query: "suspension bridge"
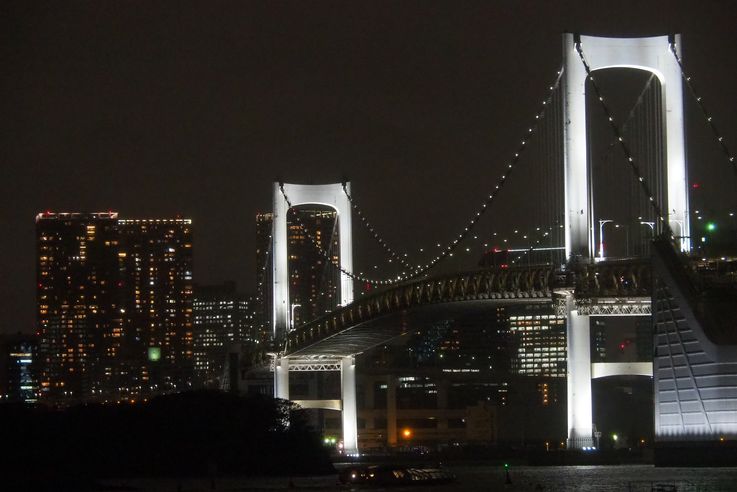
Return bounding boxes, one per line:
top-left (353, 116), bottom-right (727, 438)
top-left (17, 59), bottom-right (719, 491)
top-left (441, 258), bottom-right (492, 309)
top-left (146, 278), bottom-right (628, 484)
top-left (243, 34), bottom-right (737, 455)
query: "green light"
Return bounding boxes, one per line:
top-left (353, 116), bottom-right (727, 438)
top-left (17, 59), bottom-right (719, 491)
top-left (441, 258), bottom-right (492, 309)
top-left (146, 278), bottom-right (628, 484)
top-left (148, 347), bottom-right (161, 362)
top-left (706, 222), bottom-right (717, 232)
top-left (504, 463), bottom-right (509, 469)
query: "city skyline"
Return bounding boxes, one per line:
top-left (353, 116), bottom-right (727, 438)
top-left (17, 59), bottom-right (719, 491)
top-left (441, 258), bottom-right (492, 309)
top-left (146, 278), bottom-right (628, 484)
top-left (3, 1), bottom-right (737, 335)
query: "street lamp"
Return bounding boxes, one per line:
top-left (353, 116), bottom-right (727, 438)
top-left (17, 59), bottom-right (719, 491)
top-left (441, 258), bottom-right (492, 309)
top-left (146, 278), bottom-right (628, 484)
top-left (640, 221), bottom-right (655, 232)
top-left (598, 219), bottom-right (614, 259)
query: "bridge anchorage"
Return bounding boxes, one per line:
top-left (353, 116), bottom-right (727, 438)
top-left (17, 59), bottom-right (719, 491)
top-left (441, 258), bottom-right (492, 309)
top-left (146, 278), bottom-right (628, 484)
top-left (251, 33), bottom-right (737, 456)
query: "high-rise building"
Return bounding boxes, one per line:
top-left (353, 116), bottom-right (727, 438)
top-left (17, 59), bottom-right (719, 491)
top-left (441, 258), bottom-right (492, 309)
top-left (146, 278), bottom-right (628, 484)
top-left (117, 218), bottom-right (194, 398)
top-left (0, 334), bottom-right (39, 403)
top-left (286, 207), bottom-right (340, 327)
top-left (36, 212), bottom-right (193, 404)
top-left (255, 207), bottom-right (340, 338)
top-left (193, 282), bottom-right (254, 387)
top-left (36, 212), bottom-right (120, 402)
top-left (508, 307), bottom-right (567, 378)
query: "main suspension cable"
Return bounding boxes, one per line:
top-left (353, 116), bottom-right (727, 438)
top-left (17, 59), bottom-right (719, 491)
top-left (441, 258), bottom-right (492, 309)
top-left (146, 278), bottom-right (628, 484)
top-left (341, 183), bottom-right (414, 272)
top-left (669, 40), bottom-right (736, 175)
top-left (306, 67), bottom-right (565, 285)
top-left (280, 184), bottom-right (400, 285)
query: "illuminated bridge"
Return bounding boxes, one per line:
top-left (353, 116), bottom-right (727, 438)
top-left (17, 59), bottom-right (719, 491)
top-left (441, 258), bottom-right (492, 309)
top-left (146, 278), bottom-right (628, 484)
top-left (246, 33), bottom-right (737, 455)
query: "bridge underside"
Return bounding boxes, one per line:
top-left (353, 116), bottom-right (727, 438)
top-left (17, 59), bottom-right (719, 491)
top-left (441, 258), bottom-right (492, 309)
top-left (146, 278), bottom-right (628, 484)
top-left (286, 298), bottom-right (552, 358)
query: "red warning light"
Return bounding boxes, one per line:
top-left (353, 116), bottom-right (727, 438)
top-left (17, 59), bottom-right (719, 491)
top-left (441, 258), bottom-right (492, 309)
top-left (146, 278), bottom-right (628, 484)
top-left (692, 182), bottom-right (701, 189)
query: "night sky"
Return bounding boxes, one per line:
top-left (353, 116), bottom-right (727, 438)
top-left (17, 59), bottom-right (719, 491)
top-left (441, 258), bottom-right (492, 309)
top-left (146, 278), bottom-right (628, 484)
top-left (2, 1), bottom-right (736, 334)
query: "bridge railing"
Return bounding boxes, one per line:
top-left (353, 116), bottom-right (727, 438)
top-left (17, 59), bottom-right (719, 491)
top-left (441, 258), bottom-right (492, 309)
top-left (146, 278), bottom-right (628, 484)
top-left (285, 265), bottom-right (559, 353)
top-left (573, 258), bottom-right (652, 297)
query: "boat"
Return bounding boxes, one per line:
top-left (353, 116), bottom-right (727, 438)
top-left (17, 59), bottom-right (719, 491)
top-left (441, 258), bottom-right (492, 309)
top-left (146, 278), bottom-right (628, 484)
top-left (338, 464), bottom-right (456, 487)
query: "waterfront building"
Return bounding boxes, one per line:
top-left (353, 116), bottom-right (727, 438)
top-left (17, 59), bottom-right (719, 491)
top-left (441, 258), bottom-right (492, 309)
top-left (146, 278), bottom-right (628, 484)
top-left (36, 212), bottom-right (194, 403)
top-left (0, 334), bottom-right (39, 403)
top-left (117, 218), bottom-right (194, 398)
top-left (508, 307), bottom-right (567, 378)
top-left (255, 207), bottom-right (340, 337)
top-left (286, 207), bottom-right (340, 327)
top-left (193, 282), bottom-right (254, 387)
top-left (36, 212), bottom-right (120, 402)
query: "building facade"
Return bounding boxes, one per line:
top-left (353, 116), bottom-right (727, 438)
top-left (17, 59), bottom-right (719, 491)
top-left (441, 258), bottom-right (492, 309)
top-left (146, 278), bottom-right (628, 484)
top-left (0, 334), bottom-right (39, 404)
top-left (116, 218), bottom-right (194, 399)
top-left (255, 207), bottom-right (341, 339)
top-left (286, 207), bottom-right (340, 327)
top-left (193, 282), bottom-right (254, 387)
top-left (36, 212), bottom-right (121, 402)
top-left (36, 212), bottom-right (194, 404)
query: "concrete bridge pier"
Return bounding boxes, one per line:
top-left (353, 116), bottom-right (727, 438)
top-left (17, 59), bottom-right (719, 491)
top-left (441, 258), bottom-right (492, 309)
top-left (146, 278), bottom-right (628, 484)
top-left (565, 295), bottom-right (595, 449)
top-left (274, 357), bottom-right (289, 400)
top-left (273, 355), bottom-right (358, 454)
top-left (341, 356), bottom-right (359, 455)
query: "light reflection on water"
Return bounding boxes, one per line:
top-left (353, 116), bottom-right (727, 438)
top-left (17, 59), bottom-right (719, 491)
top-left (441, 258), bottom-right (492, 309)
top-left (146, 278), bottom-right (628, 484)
top-left (117, 464), bottom-right (737, 491)
top-left (441, 465), bottom-right (737, 491)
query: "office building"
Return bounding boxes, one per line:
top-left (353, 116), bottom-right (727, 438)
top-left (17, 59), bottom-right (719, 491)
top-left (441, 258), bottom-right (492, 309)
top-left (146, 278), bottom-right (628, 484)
top-left (508, 308), bottom-right (566, 378)
top-left (0, 334), bottom-right (39, 403)
top-left (193, 282), bottom-right (255, 387)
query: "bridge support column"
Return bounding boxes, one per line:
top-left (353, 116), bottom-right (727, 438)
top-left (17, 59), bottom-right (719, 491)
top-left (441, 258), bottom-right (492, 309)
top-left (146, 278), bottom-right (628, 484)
top-left (341, 356), bottom-right (358, 455)
top-left (566, 296), bottom-right (595, 449)
top-left (274, 357), bottom-right (289, 400)
top-left (387, 375), bottom-right (397, 447)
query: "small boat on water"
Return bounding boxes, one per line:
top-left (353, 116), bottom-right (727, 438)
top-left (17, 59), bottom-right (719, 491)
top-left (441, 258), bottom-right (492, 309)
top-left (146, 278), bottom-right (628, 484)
top-left (338, 465), bottom-right (456, 487)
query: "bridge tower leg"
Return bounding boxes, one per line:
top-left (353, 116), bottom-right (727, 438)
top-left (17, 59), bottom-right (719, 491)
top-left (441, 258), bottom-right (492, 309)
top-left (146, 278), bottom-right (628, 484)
top-left (274, 357), bottom-right (289, 400)
top-left (341, 356), bottom-right (359, 455)
top-left (566, 295), bottom-right (595, 449)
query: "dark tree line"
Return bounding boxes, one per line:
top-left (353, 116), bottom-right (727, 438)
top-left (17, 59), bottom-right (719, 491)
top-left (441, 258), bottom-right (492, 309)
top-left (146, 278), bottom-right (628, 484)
top-left (0, 391), bottom-right (332, 488)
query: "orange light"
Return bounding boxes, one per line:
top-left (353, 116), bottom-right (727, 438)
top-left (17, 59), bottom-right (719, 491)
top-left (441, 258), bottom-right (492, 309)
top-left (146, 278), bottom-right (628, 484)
top-left (402, 428), bottom-right (412, 439)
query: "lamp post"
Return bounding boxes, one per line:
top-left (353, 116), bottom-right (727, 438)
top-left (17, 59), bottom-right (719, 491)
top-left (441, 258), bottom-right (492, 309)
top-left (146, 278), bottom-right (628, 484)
top-left (598, 219), bottom-right (614, 260)
top-left (640, 221), bottom-right (656, 255)
top-left (640, 221), bottom-right (655, 232)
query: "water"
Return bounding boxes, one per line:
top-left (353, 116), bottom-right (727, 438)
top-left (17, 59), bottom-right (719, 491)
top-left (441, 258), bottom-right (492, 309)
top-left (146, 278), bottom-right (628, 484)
top-left (101, 465), bottom-right (737, 491)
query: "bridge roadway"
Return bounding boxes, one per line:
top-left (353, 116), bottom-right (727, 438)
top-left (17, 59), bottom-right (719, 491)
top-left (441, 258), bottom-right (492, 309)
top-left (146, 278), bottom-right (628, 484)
top-left (269, 253), bottom-right (737, 454)
top-left (272, 258), bottom-right (654, 454)
top-left (284, 258), bottom-right (652, 358)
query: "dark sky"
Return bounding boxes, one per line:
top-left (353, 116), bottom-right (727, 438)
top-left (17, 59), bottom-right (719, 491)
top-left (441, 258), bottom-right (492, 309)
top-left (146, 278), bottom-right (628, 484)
top-left (2, 1), bottom-right (736, 334)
